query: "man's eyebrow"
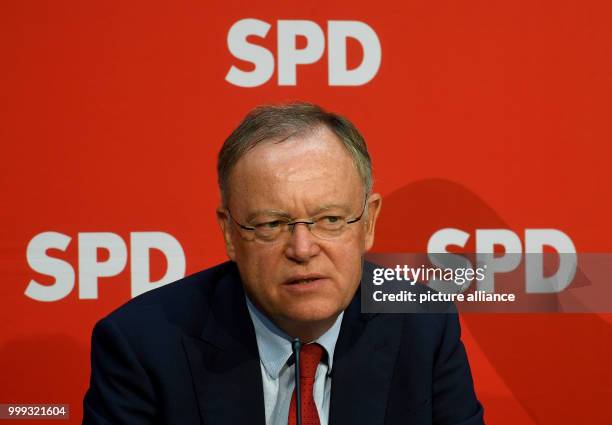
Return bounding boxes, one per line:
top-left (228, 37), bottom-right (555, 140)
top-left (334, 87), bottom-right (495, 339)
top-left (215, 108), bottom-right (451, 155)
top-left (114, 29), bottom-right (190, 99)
top-left (245, 210), bottom-right (292, 222)
top-left (245, 204), bottom-right (351, 222)
top-left (313, 204), bottom-right (351, 217)
top-left (313, 203), bottom-right (352, 214)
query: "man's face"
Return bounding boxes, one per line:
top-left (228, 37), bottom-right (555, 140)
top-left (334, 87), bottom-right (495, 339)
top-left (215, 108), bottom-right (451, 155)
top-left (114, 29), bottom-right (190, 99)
top-left (217, 126), bottom-right (381, 336)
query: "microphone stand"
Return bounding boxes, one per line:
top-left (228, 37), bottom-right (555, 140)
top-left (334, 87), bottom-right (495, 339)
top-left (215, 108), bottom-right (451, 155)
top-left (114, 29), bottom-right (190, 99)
top-left (292, 338), bottom-right (302, 425)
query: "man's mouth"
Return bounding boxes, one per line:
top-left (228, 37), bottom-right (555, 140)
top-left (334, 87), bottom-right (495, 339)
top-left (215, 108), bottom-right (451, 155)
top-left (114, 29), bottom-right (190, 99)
top-left (287, 278), bottom-right (320, 285)
top-left (284, 275), bottom-right (326, 285)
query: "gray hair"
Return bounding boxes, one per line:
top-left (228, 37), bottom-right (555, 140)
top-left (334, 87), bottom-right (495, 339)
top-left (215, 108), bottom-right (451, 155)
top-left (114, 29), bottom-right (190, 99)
top-left (217, 102), bottom-right (373, 206)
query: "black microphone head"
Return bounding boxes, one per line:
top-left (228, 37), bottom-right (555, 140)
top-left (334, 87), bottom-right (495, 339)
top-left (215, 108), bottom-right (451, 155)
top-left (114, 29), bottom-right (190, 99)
top-left (291, 337), bottom-right (302, 354)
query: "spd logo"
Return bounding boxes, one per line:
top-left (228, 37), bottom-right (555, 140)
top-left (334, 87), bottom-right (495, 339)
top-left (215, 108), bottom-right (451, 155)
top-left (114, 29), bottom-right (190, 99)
top-left (226, 19), bottom-right (382, 87)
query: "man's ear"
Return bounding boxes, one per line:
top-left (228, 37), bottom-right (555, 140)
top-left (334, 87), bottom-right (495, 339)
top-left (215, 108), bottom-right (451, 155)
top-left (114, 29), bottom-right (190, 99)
top-left (216, 207), bottom-right (236, 261)
top-left (363, 193), bottom-right (382, 251)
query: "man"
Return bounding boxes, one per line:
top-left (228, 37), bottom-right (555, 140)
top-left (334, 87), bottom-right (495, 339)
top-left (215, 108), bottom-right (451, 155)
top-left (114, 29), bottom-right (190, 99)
top-left (83, 103), bottom-right (484, 425)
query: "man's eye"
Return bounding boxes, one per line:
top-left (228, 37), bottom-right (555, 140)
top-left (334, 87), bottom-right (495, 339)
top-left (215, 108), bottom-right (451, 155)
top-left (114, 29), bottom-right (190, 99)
top-left (255, 220), bottom-right (283, 229)
top-left (322, 216), bottom-right (341, 223)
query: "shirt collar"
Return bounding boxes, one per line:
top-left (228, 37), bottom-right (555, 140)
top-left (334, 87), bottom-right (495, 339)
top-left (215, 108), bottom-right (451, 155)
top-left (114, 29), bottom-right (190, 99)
top-left (246, 295), bottom-right (344, 379)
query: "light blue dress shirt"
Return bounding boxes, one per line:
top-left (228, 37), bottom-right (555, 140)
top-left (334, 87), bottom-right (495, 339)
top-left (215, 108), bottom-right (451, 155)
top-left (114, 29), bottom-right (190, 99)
top-left (245, 297), bottom-right (344, 425)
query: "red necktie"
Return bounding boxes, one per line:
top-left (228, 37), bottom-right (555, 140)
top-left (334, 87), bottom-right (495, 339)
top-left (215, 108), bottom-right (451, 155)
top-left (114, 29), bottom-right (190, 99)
top-left (288, 343), bottom-right (324, 425)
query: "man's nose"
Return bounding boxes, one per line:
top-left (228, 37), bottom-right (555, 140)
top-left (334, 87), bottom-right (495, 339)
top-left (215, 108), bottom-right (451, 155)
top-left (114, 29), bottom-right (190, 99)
top-left (284, 222), bottom-right (320, 262)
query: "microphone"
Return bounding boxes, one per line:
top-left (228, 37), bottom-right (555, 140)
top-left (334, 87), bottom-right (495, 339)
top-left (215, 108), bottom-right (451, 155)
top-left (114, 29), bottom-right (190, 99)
top-left (291, 338), bottom-right (302, 425)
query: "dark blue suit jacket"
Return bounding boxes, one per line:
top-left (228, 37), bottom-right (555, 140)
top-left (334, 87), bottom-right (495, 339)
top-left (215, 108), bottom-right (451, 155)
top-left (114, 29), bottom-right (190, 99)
top-left (83, 261), bottom-right (484, 425)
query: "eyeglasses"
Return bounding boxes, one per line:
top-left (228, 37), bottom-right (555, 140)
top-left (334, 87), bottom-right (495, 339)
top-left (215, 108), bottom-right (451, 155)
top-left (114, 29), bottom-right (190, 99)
top-left (226, 199), bottom-right (368, 242)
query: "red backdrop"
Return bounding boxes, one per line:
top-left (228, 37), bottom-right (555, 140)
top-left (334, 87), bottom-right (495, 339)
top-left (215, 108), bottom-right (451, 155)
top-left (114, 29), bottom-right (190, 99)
top-left (2, 1), bottom-right (611, 423)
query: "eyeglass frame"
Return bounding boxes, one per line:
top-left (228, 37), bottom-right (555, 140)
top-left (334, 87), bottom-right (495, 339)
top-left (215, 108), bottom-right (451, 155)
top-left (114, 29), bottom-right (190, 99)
top-left (224, 198), bottom-right (369, 242)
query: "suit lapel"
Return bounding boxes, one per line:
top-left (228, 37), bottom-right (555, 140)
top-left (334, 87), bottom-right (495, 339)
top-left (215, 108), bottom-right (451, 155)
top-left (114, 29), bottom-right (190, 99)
top-left (182, 266), bottom-right (266, 425)
top-left (329, 278), bottom-right (402, 425)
